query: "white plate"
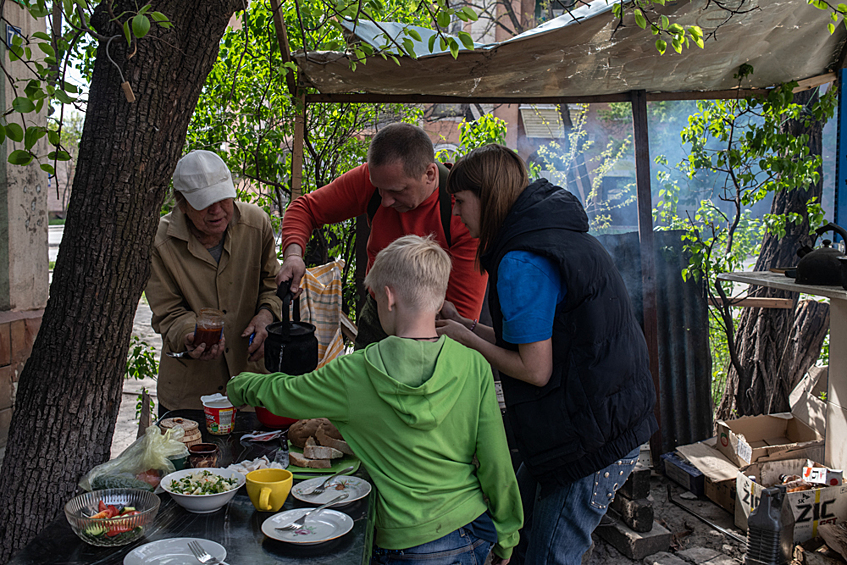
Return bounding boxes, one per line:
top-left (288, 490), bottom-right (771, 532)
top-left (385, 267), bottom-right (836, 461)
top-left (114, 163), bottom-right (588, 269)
top-left (291, 475), bottom-right (372, 505)
top-left (124, 538), bottom-right (226, 565)
top-left (261, 508), bottom-right (354, 545)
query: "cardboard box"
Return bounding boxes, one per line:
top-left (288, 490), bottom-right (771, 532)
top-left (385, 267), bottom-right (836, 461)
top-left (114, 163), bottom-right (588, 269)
top-left (677, 439), bottom-right (739, 514)
top-left (716, 367), bottom-right (827, 468)
top-left (803, 460), bottom-right (843, 487)
top-left (716, 413), bottom-right (824, 467)
top-left (735, 458), bottom-right (847, 543)
top-left (661, 452), bottom-right (704, 496)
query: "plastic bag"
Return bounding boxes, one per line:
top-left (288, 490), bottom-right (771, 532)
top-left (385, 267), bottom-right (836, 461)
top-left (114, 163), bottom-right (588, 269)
top-left (80, 425), bottom-right (189, 492)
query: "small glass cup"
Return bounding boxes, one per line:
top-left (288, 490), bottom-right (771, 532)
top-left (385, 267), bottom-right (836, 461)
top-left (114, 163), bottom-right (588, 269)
top-left (188, 443), bottom-right (220, 468)
top-left (194, 308), bottom-right (224, 349)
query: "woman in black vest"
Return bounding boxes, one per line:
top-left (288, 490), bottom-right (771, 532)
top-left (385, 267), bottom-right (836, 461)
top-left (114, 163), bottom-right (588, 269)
top-left (437, 144), bottom-right (657, 565)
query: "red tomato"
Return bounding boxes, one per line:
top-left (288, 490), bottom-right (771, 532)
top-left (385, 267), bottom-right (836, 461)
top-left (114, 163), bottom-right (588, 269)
top-left (98, 500), bottom-right (107, 513)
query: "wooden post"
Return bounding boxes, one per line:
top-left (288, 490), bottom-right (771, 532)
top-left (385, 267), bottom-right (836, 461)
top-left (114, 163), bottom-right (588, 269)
top-left (631, 89), bottom-right (663, 463)
top-left (268, 0), bottom-right (297, 97)
top-left (291, 91), bottom-right (306, 201)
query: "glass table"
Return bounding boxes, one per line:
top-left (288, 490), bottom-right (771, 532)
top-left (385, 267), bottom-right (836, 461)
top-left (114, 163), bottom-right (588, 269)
top-left (9, 409), bottom-right (374, 564)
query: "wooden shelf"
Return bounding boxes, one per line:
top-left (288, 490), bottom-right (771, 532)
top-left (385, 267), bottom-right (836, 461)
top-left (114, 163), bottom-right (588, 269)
top-left (718, 271), bottom-right (847, 301)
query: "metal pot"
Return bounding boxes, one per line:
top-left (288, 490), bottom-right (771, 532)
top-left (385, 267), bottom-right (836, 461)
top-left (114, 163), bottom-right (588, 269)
top-left (795, 223), bottom-right (847, 285)
top-left (260, 281), bottom-right (318, 428)
top-left (264, 280), bottom-right (318, 375)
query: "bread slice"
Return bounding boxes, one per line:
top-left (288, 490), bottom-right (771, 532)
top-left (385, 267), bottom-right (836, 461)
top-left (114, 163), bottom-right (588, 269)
top-left (289, 451), bottom-right (332, 469)
top-left (316, 427), bottom-right (355, 456)
top-left (304, 436), bottom-right (343, 460)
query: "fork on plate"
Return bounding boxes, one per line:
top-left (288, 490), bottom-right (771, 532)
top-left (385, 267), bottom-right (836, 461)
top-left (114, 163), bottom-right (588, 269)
top-left (298, 465), bottom-right (356, 496)
top-left (187, 540), bottom-right (230, 565)
top-left (275, 493), bottom-right (349, 531)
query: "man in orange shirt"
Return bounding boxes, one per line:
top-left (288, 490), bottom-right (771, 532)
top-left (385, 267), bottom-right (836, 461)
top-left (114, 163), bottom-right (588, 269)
top-left (277, 123), bottom-right (487, 348)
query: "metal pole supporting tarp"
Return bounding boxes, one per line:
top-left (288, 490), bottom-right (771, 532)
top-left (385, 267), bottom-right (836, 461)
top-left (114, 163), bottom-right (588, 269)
top-left (836, 68), bottom-right (847, 234)
top-left (631, 90), bottom-right (663, 463)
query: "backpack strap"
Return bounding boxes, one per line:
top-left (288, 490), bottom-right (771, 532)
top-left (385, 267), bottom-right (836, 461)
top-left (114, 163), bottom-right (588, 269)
top-left (366, 161), bottom-right (453, 247)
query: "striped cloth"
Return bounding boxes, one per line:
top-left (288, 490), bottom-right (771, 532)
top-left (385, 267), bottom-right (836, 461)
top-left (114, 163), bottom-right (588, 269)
top-left (291, 260), bottom-right (346, 369)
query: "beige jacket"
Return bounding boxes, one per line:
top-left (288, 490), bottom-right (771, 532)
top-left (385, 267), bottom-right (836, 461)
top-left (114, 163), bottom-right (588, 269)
top-left (148, 201), bottom-right (282, 410)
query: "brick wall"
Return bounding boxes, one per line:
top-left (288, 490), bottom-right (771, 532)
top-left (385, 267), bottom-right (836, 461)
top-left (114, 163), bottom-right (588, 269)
top-left (0, 310), bottom-right (43, 447)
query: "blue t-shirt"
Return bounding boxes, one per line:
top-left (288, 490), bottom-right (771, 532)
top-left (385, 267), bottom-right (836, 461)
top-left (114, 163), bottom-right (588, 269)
top-left (497, 250), bottom-right (565, 344)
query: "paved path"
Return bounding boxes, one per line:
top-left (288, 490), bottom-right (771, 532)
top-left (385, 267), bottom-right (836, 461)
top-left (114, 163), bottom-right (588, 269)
top-left (110, 298), bottom-right (161, 457)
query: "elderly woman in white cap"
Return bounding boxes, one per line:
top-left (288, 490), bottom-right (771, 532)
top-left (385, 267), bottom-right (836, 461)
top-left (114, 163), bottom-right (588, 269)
top-left (146, 150), bottom-right (282, 413)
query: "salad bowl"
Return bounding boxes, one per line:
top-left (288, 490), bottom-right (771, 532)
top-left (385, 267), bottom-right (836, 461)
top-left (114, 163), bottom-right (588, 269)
top-left (160, 468), bottom-right (245, 513)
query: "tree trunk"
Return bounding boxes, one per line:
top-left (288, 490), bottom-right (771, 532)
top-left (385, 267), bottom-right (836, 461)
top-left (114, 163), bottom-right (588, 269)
top-left (0, 1), bottom-right (244, 561)
top-left (772, 299), bottom-right (830, 413)
top-left (716, 89), bottom-right (824, 420)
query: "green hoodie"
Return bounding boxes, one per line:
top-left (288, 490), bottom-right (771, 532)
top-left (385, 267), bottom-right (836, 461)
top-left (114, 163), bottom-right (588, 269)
top-left (227, 336), bottom-right (523, 557)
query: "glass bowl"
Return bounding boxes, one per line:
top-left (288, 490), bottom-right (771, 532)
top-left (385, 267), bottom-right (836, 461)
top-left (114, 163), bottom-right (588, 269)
top-left (64, 488), bottom-right (160, 547)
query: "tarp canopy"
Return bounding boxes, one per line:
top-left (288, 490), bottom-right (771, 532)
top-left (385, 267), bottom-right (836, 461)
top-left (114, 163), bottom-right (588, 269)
top-left (295, 0), bottom-right (846, 99)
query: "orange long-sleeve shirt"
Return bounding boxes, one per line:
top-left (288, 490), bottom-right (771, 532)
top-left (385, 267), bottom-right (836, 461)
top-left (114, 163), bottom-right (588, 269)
top-left (281, 163), bottom-right (487, 319)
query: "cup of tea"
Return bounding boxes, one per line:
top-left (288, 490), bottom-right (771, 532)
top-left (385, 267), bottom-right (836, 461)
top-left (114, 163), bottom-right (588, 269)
top-left (194, 308), bottom-right (224, 349)
top-left (246, 468), bottom-right (293, 512)
top-left (188, 443), bottom-right (220, 468)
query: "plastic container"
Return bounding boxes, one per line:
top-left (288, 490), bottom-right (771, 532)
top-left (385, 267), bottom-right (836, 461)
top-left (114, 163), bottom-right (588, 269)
top-left (255, 406), bottom-right (297, 429)
top-left (200, 394), bottom-right (236, 435)
top-left (745, 485), bottom-right (794, 565)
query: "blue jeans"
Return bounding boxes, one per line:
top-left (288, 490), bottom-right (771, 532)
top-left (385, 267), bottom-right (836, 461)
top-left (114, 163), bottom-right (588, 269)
top-left (517, 447), bottom-right (640, 565)
top-left (372, 527), bottom-right (494, 565)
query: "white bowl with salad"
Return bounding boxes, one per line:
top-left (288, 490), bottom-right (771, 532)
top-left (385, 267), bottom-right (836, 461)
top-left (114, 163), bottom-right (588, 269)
top-left (160, 468), bottom-right (245, 513)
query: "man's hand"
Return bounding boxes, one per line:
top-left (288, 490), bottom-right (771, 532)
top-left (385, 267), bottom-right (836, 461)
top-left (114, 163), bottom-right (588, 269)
top-left (276, 244), bottom-right (306, 297)
top-left (242, 308), bottom-right (274, 363)
top-left (184, 332), bottom-right (226, 361)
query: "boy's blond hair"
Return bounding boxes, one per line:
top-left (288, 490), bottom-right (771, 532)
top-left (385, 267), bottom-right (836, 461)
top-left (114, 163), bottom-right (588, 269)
top-left (365, 235), bottom-right (451, 313)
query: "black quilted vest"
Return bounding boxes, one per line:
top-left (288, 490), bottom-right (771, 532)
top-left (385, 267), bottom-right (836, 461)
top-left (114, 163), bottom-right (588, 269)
top-left (480, 179), bottom-right (658, 487)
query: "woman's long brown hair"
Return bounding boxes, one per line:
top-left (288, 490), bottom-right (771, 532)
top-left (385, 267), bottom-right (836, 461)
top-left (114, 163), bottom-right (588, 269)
top-left (446, 144), bottom-right (529, 262)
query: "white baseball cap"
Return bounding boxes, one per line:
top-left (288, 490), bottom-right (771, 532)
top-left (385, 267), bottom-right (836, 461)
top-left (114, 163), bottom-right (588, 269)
top-left (173, 150), bottom-right (236, 210)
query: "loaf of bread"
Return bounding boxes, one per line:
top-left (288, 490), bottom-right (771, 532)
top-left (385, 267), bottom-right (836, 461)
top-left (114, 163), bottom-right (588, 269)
top-left (288, 418), bottom-right (343, 448)
top-left (289, 451), bottom-right (332, 469)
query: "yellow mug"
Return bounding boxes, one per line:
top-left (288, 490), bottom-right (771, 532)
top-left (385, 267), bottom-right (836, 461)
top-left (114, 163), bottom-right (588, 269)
top-left (246, 468), bottom-right (293, 512)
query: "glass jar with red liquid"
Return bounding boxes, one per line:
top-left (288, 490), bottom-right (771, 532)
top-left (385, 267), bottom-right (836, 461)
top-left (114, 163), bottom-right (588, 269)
top-left (194, 308), bottom-right (224, 349)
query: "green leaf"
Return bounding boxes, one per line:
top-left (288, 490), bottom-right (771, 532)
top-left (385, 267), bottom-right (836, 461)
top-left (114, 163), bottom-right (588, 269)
top-left (8, 150), bottom-right (33, 165)
top-left (0, 128), bottom-right (5, 146)
top-left (123, 20), bottom-right (132, 46)
top-left (655, 39), bottom-right (667, 54)
top-left (37, 42), bottom-right (56, 57)
top-left (458, 31), bottom-right (475, 50)
top-left (151, 11), bottom-right (169, 23)
top-left (437, 11), bottom-right (451, 28)
top-left (54, 91), bottom-right (76, 105)
top-left (462, 6), bottom-right (478, 21)
top-left (449, 38), bottom-right (459, 59)
top-left (408, 29), bottom-right (422, 41)
top-left (5, 123), bottom-right (23, 142)
top-left (47, 130), bottom-right (60, 146)
top-left (132, 14), bottom-right (151, 39)
top-left (32, 31), bottom-right (51, 41)
top-left (47, 149), bottom-right (71, 161)
top-left (634, 8), bottom-right (647, 29)
top-left (829, 22), bottom-right (836, 34)
top-left (12, 97), bottom-right (36, 113)
top-left (24, 126), bottom-right (45, 151)
top-left (428, 34), bottom-right (437, 53)
top-left (839, 3), bottom-right (847, 13)
top-left (40, 162), bottom-right (55, 175)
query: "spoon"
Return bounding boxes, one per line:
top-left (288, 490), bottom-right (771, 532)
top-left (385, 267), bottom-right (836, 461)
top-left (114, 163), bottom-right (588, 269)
top-left (165, 351), bottom-right (192, 359)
